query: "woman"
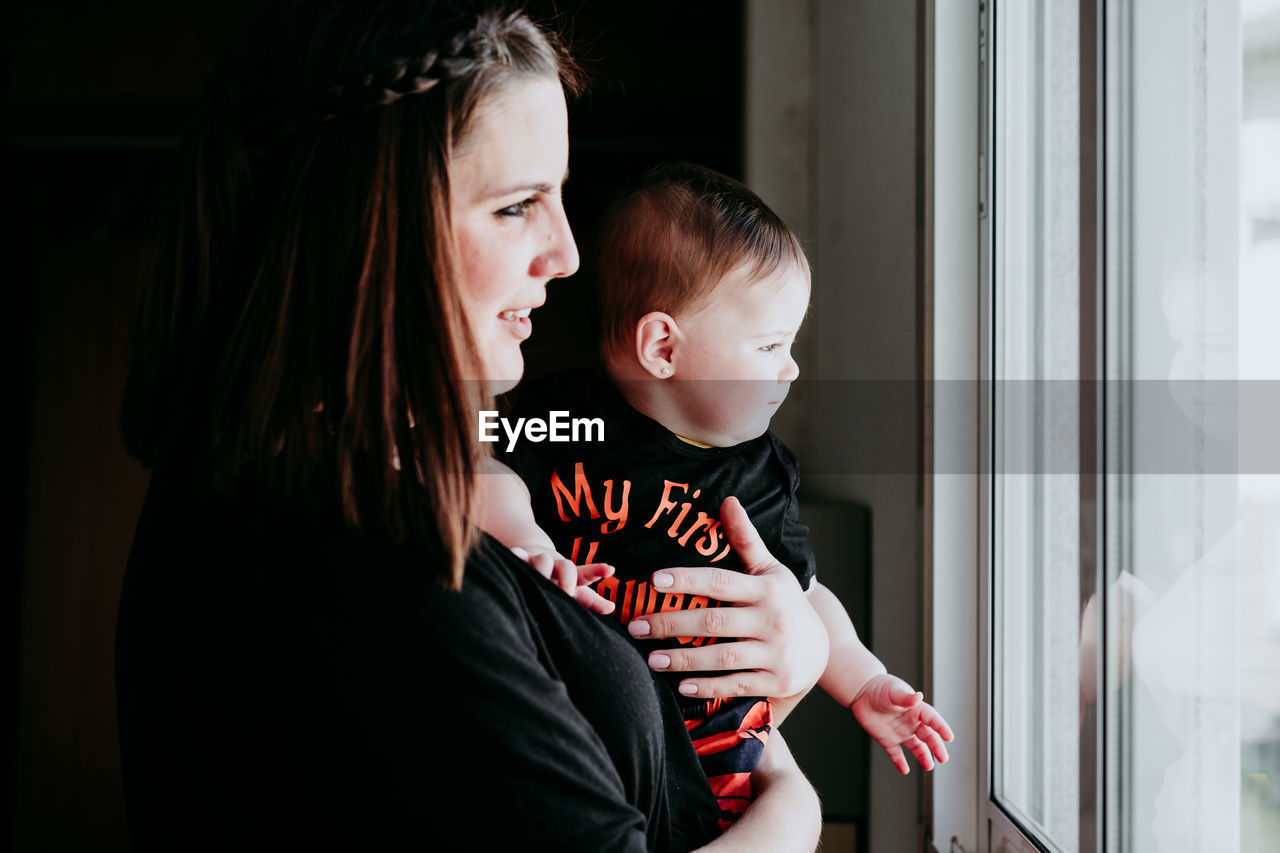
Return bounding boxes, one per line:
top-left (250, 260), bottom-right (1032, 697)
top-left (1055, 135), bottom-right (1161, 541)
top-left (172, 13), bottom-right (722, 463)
top-left (116, 1), bottom-right (825, 849)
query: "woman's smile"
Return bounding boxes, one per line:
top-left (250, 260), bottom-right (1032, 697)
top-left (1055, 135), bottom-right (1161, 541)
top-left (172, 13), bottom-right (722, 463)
top-left (499, 304), bottom-right (538, 341)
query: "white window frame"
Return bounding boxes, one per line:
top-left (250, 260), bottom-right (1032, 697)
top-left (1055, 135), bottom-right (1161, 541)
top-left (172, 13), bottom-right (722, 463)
top-left (930, 1), bottom-right (1101, 851)
top-left (928, 0), bottom-right (989, 849)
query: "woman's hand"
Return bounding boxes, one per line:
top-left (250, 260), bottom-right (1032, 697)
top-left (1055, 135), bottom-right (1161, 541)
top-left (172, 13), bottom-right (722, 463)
top-left (626, 497), bottom-right (829, 700)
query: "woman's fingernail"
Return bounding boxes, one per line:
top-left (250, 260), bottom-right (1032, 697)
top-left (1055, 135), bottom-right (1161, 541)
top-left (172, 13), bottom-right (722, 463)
top-left (628, 620), bottom-right (650, 637)
top-left (648, 654), bottom-right (670, 670)
top-left (679, 683), bottom-right (698, 695)
top-left (652, 572), bottom-right (673, 589)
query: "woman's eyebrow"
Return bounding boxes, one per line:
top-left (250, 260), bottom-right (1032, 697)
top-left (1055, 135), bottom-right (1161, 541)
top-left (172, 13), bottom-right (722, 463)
top-left (489, 182), bottom-right (552, 197)
top-left (490, 170), bottom-right (571, 199)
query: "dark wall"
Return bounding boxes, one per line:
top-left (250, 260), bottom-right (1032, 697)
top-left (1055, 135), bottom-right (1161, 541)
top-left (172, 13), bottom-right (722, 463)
top-left (4, 2), bottom-right (743, 849)
top-left (521, 1), bottom-right (746, 377)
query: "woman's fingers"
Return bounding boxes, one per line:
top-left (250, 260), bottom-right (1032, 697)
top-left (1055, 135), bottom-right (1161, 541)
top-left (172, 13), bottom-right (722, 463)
top-left (629, 498), bottom-right (828, 698)
top-left (643, 566), bottom-right (771, 607)
top-left (664, 669), bottom-right (789, 701)
top-left (639, 496), bottom-right (797, 603)
top-left (634, 576), bottom-right (826, 698)
top-left (627, 603), bottom-right (764, 642)
top-left (644, 639), bottom-right (773, 675)
top-left (718, 495), bottom-right (780, 575)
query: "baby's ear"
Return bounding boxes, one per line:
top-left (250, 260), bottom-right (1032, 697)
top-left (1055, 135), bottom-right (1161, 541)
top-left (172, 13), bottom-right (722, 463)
top-left (635, 312), bottom-right (679, 379)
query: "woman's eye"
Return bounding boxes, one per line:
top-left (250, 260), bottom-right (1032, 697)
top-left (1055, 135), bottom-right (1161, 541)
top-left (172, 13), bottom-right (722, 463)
top-left (759, 343), bottom-right (784, 353)
top-left (496, 198), bottom-right (536, 217)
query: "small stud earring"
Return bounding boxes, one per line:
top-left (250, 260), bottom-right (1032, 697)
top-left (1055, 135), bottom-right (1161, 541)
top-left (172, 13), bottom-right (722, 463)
top-left (661, 366), bottom-right (672, 376)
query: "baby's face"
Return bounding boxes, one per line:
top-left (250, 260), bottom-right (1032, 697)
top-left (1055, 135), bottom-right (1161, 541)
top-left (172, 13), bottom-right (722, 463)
top-left (667, 260), bottom-right (809, 445)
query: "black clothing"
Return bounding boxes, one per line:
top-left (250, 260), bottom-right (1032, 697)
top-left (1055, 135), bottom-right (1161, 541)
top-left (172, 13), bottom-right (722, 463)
top-left (498, 370), bottom-right (815, 605)
top-left (497, 368), bottom-right (816, 826)
top-left (498, 369), bottom-right (816, 692)
top-left (115, 469), bottom-right (721, 852)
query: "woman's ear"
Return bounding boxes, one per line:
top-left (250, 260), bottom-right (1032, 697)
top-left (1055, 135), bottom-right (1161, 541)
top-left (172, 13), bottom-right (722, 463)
top-left (634, 312), bottom-right (681, 379)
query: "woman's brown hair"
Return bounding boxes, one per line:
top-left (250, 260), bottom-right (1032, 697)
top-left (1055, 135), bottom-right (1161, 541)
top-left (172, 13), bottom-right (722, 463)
top-left (122, 0), bottom-right (580, 587)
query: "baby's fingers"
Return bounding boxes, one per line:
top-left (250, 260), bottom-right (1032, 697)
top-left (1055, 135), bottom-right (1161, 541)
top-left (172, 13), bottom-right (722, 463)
top-left (575, 562), bottom-right (615, 585)
top-left (917, 722), bottom-right (950, 765)
top-left (892, 686), bottom-right (923, 709)
top-left (574, 584), bottom-right (616, 616)
top-left (525, 550), bottom-right (556, 582)
top-left (919, 702), bottom-right (955, 743)
top-left (884, 743), bottom-right (911, 776)
top-left (549, 557), bottom-right (579, 597)
top-left (904, 735), bottom-right (935, 772)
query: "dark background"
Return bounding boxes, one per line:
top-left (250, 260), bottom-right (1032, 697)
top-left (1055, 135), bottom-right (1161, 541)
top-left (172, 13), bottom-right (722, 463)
top-left (3, 2), bottom-right (746, 848)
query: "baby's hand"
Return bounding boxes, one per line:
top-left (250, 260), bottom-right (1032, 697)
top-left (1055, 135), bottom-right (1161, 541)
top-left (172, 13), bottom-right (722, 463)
top-left (850, 673), bottom-right (954, 774)
top-left (509, 546), bottom-right (616, 616)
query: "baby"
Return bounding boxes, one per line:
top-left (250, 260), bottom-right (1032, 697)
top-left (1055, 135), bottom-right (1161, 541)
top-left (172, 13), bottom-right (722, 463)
top-left (482, 162), bottom-right (952, 830)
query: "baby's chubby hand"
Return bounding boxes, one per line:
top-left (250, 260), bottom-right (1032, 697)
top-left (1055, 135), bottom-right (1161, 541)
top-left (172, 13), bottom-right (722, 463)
top-left (850, 673), bottom-right (954, 774)
top-left (509, 545), bottom-right (616, 616)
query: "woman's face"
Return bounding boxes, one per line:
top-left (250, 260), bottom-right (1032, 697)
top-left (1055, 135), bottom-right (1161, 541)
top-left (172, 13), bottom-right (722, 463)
top-left (449, 77), bottom-right (579, 394)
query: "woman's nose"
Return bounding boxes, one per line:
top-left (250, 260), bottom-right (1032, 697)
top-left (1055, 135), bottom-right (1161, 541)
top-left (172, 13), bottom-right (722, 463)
top-left (534, 203), bottom-right (579, 280)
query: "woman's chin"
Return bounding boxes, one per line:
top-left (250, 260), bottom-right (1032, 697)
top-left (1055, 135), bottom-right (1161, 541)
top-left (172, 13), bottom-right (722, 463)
top-left (466, 349), bottom-right (524, 397)
top-left (483, 373), bottom-right (522, 397)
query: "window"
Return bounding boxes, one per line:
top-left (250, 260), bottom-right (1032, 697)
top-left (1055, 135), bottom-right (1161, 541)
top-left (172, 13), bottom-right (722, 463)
top-left (990, 1), bottom-right (1085, 849)
top-left (931, 1), bottom-right (1280, 850)
top-left (1104, 0), bottom-right (1280, 848)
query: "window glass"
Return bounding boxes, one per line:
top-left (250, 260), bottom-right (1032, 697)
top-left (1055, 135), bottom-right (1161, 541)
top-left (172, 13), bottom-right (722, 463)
top-left (990, 1), bottom-right (1083, 849)
top-left (1102, 0), bottom-right (1280, 849)
top-left (1240, 2), bottom-right (1280, 844)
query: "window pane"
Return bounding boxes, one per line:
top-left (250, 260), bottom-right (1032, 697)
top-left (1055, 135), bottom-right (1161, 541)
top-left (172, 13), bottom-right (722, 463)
top-left (1103, 0), bottom-right (1280, 850)
top-left (1241, 5), bottom-right (1280, 847)
top-left (990, 1), bottom-right (1082, 849)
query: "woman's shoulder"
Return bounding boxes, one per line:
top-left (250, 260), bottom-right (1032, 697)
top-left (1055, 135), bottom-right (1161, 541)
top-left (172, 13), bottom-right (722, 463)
top-left (121, 470), bottom-right (526, 640)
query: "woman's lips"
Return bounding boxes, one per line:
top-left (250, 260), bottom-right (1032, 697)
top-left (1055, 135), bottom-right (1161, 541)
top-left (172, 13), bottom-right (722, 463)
top-left (500, 308), bottom-right (533, 341)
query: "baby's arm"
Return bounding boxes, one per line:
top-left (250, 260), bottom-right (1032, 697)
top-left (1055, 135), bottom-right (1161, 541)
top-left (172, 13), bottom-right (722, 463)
top-left (808, 580), bottom-right (888, 707)
top-left (798, 581), bottom-right (955, 774)
top-left (479, 458), bottom-right (615, 614)
top-left (479, 457), bottom-right (561, 554)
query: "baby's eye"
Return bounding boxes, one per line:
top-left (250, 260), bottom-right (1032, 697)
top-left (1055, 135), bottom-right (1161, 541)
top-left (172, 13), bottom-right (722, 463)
top-left (496, 197), bottom-right (537, 217)
top-left (758, 342), bottom-right (784, 353)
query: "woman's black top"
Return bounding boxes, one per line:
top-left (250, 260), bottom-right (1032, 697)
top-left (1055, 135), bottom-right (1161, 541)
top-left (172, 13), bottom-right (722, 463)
top-left (115, 470), bottom-right (721, 851)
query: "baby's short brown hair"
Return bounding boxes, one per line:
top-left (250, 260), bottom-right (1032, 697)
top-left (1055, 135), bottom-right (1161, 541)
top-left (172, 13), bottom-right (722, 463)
top-left (595, 162), bottom-right (808, 361)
